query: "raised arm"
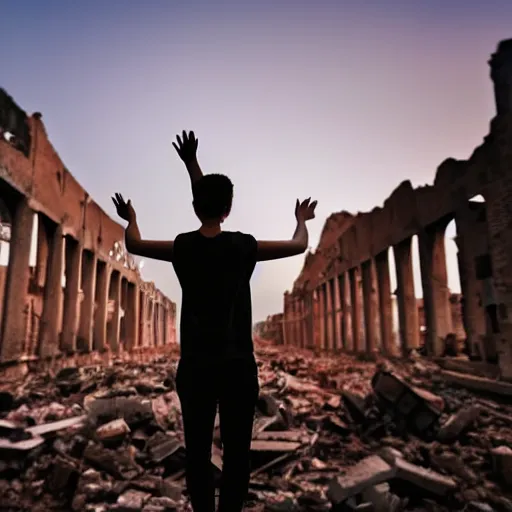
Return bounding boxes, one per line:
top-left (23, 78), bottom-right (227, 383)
top-left (111, 193), bottom-right (174, 262)
top-left (172, 130), bottom-right (204, 187)
top-left (256, 198), bottom-right (317, 262)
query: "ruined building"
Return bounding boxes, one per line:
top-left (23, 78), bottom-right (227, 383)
top-left (261, 40), bottom-right (512, 381)
top-left (0, 89), bottom-right (177, 373)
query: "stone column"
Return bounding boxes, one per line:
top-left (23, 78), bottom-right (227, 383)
top-left (296, 298), bottom-right (303, 347)
top-left (163, 306), bottom-right (169, 345)
top-left (418, 222), bottom-right (453, 356)
top-left (1, 198), bottom-right (33, 362)
top-left (289, 297), bottom-right (296, 346)
top-left (139, 291), bottom-right (147, 347)
top-left (320, 283), bottom-right (329, 350)
top-left (39, 223), bottom-right (64, 358)
top-left (93, 261), bottom-right (110, 352)
top-left (349, 267), bottom-right (362, 352)
top-left (78, 251), bottom-right (96, 352)
top-left (325, 280), bottom-right (333, 350)
top-left (455, 206), bottom-right (487, 358)
top-left (61, 238), bottom-right (82, 353)
top-left (362, 259), bottom-right (378, 353)
top-left (125, 283), bottom-right (140, 350)
top-left (158, 303), bottom-right (164, 346)
top-left (393, 238), bottom-right (419, 354)
top-left (329, 278), bottom-right (339, 350)
top-left (108, 271), bottom-right (122, 353)
top-left (375, 250), bottom-right (394, 355)
top-left (149, 300), bottom-right (156, 347)
top-left (35, 214), bottom-right (48, 289)
top-left (282, 294), bottom-right (289, 345)
top-left (338, 272), bottom-right (352, 351)
top-left (304, 292), bottom-right (314, 348)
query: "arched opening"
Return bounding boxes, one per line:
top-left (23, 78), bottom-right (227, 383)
top-left (411, 234), bottom-right (425, 349)
top-left (387, 247), bottom-right (400, 352)
top-left (444, 218), bottom-right (465, 356)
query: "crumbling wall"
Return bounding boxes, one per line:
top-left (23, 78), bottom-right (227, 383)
top-left (262, 39), bottom-right (512, 381)
top-left (0, 89), bottom-right (177, 372)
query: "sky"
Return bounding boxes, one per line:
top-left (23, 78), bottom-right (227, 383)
top-left (1, 0), bottom-right (511, 328)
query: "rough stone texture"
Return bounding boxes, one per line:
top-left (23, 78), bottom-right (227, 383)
top-left (0, 89), bottom-right (177, 369)
top-left (261, 39), bottom-right (512, 381)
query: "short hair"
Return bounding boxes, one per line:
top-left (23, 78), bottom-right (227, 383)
top-left (192, 174), bottom-right (233, 220)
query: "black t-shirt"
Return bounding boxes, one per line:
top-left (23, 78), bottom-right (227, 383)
top-left (172, 230), bottom-right (258, 363)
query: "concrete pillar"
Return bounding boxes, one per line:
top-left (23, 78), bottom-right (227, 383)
top-left (338, 272), bottom-right (352, 351)
top-left (289, 297), bottom-right (296, 346)
top-left (312, 290), bottom-right (320, 347)
top-left (139, 291), bottom-right (147, 347)
top-left (349, 267), bottom-right (362, 352)
top-left (108, 271), bottom-right (122, 353)
top-left (375, 250), bottom-right (394, 355)
top-left (61, 238), bottom-right (82, 353)
top-left (298, 298), bottom-right (305, 348)
top-left (125, 282), bottom-right (139, 350)
top-left (158, 303), bottom-right (164, 346)
top-left (330, 278), bottom-right (339, 350)
top-left (418, 222), bottom-right (453, 356)
top-left (0, 198), bottom-right (33, 362)
top-left (304, 292), bottom-right (314, 348)
top-left (393, 238), bottom-right (420, 354)
top-left (318, 283), bottom-right (327, 350)
top-left (163, 306), bottom-right (168, 345)
top-left (38, 222), bottom-right (64, 358)
top-left (78, 250), bottom-right (96, 352)
top-left (454, 205), bottom-right (487, 358)
top-left (362, 259), bottom-right (378, 353)
top-left (296, 298), bottom-right (303, 347)
top-left (93, 261), bottom-right (109, 352)
top-left (149, 300), bottom-right (156, 347)
top-left (325, 280), bottom-right (334, 350)
top-left (35, 214), bottom-right (48, 289)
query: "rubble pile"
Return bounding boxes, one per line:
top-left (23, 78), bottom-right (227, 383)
top-left (0, 343), bottom-right (511, 512)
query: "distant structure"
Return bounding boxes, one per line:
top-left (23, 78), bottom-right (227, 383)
top-left (258, 39), bottom-right (512, 381)
top-left (0, 89), bottom-right (177, 370)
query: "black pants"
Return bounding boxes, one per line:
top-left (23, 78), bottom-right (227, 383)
top-left (176, 356), bottom-right (259, 512)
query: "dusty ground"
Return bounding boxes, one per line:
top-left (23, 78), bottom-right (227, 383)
top-left (0, 339), bottom-right (511, 511)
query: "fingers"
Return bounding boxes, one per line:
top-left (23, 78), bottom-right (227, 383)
top-left (172, 142), bottom-right (180, 154)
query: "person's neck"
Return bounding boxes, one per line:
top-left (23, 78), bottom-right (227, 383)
top-left (199, 221), bottom-right (222, 238)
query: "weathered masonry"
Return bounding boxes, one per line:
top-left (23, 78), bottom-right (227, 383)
top-left (261, 40), bottom-right (512, 381)
top-left (0, 89), bottom-right (177, 369)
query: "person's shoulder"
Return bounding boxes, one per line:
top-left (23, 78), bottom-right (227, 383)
top-left (227, 231), bottom-right (256, 244)
top-left (176, 230), bottom-right (198, 242)
top-left (226, 231), bottom-right (257, 256)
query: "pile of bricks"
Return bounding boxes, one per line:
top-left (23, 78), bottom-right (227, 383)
top-left (0, 341), bottom-right (511, 511)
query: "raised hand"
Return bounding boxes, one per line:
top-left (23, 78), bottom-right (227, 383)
top-left (295, 198), bottom-right (317, 223)
top-left (111, 193), bottom-right (136, 222)
top-left (172, 130), bottom-right (198, 164)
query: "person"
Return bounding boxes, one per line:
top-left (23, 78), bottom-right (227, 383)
top-left (112, 131), bottom-right (317, 512)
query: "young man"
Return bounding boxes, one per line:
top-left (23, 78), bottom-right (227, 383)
top-left (112, 132), bottom-right (317, 512)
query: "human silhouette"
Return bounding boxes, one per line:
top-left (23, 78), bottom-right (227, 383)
top-left (112, 131), bottom-right (317, 512)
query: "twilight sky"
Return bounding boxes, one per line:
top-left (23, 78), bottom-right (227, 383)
top-left (2, 0), bottom-right (510, 327)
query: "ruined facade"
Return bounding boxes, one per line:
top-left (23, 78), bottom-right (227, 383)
top-left (0, 90), bottom-right (176, 370)
top-left (262, 40), bottom-right (512, 381)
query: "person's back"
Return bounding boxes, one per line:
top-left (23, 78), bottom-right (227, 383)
top-left (173, 229), bottom-right (257, 362)
top-left (112, 130), bottom-right (317, 512)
